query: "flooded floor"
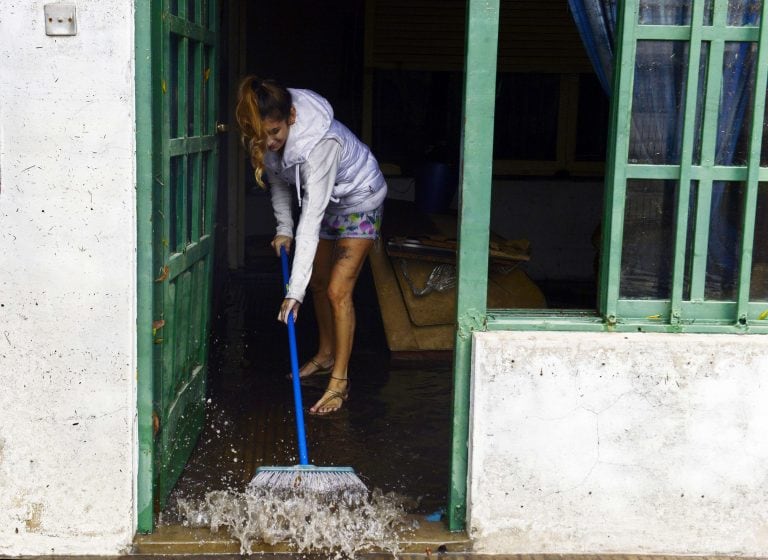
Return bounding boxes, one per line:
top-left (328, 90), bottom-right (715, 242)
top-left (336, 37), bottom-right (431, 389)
top-left (163, 241), bottom-right (452, 523)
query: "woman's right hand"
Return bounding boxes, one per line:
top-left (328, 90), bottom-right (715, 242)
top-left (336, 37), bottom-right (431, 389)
top-left (271, 235), bottom-right (293, 257)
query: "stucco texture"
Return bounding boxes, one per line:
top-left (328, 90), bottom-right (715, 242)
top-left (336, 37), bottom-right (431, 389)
top-left (469, 331), bottom-right (768, 555)
top-left (0, 0), bottom-right (136, 555)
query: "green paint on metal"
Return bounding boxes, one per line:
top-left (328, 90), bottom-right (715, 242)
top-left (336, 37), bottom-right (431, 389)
top-left (457, 308), bottom-right (486, 339)
top-left (169, 135), bottom-right (217, 156)
top-left (669, 0), bottom-right (705, 323)
top-left (135, 0), bottom-right (220, 525)
top-left (636, 24), bottom-right (759, 41)
top-left (690, 2), bottom-right (727, 301)
top-left (487, 313), bottom-right (768, 335)
top-left (153, 0), bottom-right (220, 512)
top-left (598, 0), bottom-right (768, 328)
top-left (626, 163), bottom-right (757, 181)
top-left (736, 1), bottom-right (768, 322)
top-left (168, 14), bottom-right (216, 45)
top-left (449, 0), bottom-right (499, 533)
top-left (599, 0), bottom-right (634, 319)
top-left (135, 0), bottom-right (155, 535)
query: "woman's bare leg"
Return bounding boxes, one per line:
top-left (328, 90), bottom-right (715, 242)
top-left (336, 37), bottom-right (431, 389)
top-left (309, 237), bottom-right (373, 414)
top-left (297, 239), bottom-right (336, 377)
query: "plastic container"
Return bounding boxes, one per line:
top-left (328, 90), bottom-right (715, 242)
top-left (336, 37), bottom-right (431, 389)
top-left (414, 162), bottom-right (458, 214)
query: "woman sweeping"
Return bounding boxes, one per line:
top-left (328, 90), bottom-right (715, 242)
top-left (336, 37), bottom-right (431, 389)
top-left (235, 76), bottom-right (387, 415)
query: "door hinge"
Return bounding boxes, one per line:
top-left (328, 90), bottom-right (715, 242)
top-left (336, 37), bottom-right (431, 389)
top-left (152, 411), bottom-right (160, 437)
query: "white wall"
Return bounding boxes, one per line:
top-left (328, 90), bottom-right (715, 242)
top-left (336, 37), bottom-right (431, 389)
top-left (469, 331), bottom-right (768, 555)
top-left (0, 1), bottom-right (136, 555)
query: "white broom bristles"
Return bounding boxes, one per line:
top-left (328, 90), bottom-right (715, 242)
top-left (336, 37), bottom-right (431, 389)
top-left (248, 469), bottom-right (368, 505)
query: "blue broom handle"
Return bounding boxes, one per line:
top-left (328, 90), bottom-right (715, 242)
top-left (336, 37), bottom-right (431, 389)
top-left (280, 246), bottom-right (310, 466)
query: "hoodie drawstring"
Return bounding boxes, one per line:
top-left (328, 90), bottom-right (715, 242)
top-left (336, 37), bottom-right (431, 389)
top-left (295, 166), bottom-right (302, 208)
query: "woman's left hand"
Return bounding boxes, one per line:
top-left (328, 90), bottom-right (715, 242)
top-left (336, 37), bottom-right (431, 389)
top-left (278, 298), bottom-right (301, 324)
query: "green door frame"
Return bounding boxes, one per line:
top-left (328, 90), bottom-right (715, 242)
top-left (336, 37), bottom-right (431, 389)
top-left (137, 0), bottom-right (493, 536)
top-left (448, 0), bottom-right (500, 532)
top-left (135, 0), bottom-right (219, 533)
top-left (135, 0), bottom-right (155, 533)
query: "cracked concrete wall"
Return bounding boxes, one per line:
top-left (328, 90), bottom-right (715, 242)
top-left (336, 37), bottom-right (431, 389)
top-left (469, 331), bottom-right (768, 555)
top-left (0, 0), bottom-right (136, 555)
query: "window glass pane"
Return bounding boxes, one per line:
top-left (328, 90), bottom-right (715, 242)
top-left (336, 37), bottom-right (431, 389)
top-left (187, 153), bottom-right (197, 243)
top-left (704, 0), bottom-right (714, 25)
top-left (683, 181), bottom-right (698, 301)
top-left (762, 85), bottom-right (768, 164)
top-left (629, 41), bottom-right (689, 165)
top-left (201, 0), bottom-right (209, 29)
top-left (169, 156), bottom-right (183, 252)
top-left (202, 46), bottom-right (211, 135)
top-left (750, 182), bottom-right (768, 301)
top-left (200, 152), bottom-right (209, 236)
top-left (187, 0), bottom-right (198, 23)
top-left (187, 41), bottom-right (198, 137)
top-left (575, 74), bottom-right (610, 162)
top-left (715, 42), bottom-right (757, 166)
top-left (639, 0), bottom-right (692, 25)
top-left (494, 73), bottom-right (559, 161)
top-left (706, 181), bottom-right (743, 300)
top-left (169, 34), bottom-right (180, 138)
top-left (169, 0), bottom-right (179, 16)
top-left (621, 180), bottom-right (676, 299)
top-left (692, 42), bottom-right (709, 165)
top-left (727, 0), bottom-right (762, 26)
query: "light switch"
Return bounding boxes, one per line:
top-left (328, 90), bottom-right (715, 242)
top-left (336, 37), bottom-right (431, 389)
top-left (44, 3), bottom-right (77, 36)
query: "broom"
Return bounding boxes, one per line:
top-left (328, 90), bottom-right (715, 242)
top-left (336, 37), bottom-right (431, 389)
top-left (248, 245), bottom-right (368, 504)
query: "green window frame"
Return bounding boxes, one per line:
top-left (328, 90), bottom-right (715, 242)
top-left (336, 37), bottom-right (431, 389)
top-left (456, 0), bottom-right (768, 339)
top-left (601, 0), bottom-right (768, 333)
top-left (449, 0), bottom-right (768, 532)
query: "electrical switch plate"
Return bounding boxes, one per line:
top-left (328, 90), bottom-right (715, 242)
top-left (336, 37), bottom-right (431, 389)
top-left (44, 3), bottom-right (77, 36)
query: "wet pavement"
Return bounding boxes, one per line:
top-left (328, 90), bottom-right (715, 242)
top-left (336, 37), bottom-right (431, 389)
top-left (162, 241), bottom-right (453, 523)
top-left (17, 554), bottom-right (757, 560)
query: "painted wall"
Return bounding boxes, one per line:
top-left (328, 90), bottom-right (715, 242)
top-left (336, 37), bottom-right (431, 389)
top-left (469, 331), bottom-right (768, 555)
top-left (0, 1), bottom-right (136, 555)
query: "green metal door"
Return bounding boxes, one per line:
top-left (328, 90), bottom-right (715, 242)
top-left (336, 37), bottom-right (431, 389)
top-left (136, 0), bottom-right (220, 530)
top-left (150, 0), bottom-right (219, 517)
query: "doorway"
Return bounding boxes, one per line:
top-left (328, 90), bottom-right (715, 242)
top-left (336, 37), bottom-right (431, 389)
top-left (137, 0), bottom-right (608, 538)
top-left (153, 0), bottom-right (454, 529)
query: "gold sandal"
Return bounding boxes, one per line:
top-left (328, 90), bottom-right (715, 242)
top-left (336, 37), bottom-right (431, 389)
top-left (286, 357), bottom-right (334, 380)
top-left (309, 376), bottom-right (349, 415)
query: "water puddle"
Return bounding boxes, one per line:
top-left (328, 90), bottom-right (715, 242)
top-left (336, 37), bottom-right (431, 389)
top-left (164, 263), bottom-right (450, 556)
top-left (176, 485), bottom-right (415, 557)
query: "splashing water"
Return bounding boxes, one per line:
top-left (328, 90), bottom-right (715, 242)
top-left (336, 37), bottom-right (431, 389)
top-left (177, 486), bottom-right (414, 558)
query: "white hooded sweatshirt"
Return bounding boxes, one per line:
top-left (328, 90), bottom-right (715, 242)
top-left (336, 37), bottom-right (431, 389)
top-left (263, 88), bottom-right (387, 303)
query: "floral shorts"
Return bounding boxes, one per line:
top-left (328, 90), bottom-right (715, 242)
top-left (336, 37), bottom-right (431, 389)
top-left (319, 206), bottom-right (383, 240)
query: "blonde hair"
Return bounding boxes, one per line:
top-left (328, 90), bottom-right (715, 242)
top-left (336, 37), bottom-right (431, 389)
top-left (235, 75), bottom-right (292, 188)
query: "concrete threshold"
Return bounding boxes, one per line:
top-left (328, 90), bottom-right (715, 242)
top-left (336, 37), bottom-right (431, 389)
top-left (132, 516), bottom-right (471, 555)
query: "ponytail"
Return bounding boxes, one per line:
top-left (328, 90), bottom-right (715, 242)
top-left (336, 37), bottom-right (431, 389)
top-left (235, 75), bottom-right (292, 188)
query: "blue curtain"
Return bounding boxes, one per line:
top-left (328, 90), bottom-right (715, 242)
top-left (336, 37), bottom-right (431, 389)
top-left (710, 6), bottom-right (760, 288)
top-left (567, 0), bottom-right (616, 94)
top-left (567, 0), bottom-right (760, 299)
